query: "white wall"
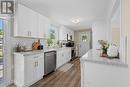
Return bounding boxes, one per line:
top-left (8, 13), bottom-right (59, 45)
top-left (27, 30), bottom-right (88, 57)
top-left (92, 21), bottom-right (109, 50)
top-left (112, 28), bottom-right (120, 46)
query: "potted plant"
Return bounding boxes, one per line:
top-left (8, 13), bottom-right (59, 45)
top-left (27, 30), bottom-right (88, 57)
top-left (98, 40), bottom-right (109, 57)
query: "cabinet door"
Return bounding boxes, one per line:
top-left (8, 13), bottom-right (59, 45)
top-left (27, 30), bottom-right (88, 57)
top-left (33, 54), bottom-right (44, 81)
top-left (57, 51), bottom-right (63, 68)
top-left (28, 10), bottom-right (38, 37)
top-left (25, 55), bottom-right (34, 85)
top-left (62, 50), bottom-right (67, 64)
top-left (38, 14), bottom-right (50, 38)
top-left (15, 4), bottom-right (38, 38)
top-left (16, 4), bottom-right (30, 37)
top-left (38, 14), bottom-right (44, 38)
top-left (43, 16), bottom-right (50, 38)
top-left (59, 26), bottom-right (67, 40)
top-left (37, 54), bottom-right (44, 79)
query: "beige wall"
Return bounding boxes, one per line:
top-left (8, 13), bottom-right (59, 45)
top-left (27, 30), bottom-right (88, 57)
top-left (122, 0), bottom-right (130, 86)
top-left (112, 28), bottom-right (120, 47)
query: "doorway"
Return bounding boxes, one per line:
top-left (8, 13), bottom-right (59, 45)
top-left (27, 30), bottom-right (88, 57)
top-left (79, 31), bottom-right (91, 57)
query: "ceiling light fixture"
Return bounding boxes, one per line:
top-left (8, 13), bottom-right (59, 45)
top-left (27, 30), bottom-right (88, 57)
top-left (71, 18), bottom-right (80, 24)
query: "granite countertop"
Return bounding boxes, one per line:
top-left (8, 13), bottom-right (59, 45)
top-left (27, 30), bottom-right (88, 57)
top-left (14, 50), bottom-right (45, 56)
top-left (14, 47), bottom-right (71, 56)
top-left (80, 49), bottom-right (128, 67)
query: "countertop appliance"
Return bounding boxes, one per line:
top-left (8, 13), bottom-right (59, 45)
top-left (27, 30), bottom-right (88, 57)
top-left (38, 45), bottom-right (43, 50)
top-left (44, 51), bottom-right (56, 75)
top-left (66, 41), bottom-right (74, 47)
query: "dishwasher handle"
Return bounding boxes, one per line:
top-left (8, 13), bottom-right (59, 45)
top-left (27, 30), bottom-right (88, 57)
top-left (44, 52), bottom-right (56, 57)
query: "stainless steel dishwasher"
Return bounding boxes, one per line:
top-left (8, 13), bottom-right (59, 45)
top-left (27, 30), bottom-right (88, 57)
top-left (44, 51), bottom-right (56, 75)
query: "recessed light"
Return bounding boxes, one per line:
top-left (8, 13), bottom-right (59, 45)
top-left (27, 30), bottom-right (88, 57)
top-left (71, 18), bottom-right (80, 24)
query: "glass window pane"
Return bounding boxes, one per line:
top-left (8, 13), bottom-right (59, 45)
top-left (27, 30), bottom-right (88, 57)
top-left (0, 19), bottom-right (4, 84)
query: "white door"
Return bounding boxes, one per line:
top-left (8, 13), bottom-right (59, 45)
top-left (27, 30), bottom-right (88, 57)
top-left (79, 31), bottom-right (91, 57)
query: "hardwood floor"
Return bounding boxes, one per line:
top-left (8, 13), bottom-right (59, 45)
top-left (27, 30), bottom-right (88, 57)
top-left (8, 58), bottom-right (81, 87)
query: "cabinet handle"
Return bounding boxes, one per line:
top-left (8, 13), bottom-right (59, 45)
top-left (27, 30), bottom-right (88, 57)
top-left (30, 31), bottom-right (31, 36)
top-left (29, 31), bottom-right (31, 36)
top-left (34, 62), bottom-right (36, 67)
top-left (37, 61), bottom-right (38, 67)
top-left (28, 31), bottom-right (29, 36)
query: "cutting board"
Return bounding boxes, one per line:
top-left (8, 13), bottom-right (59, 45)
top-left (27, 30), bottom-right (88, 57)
top-left (32, 40), bottom-right (40, 50)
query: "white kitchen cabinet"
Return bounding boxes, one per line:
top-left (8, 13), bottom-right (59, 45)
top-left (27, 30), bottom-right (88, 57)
top-left (33, 54), bottom-right (44, 81)
top-left (56, 48), bottom-right (71, 68)
top-left (56, 50), bottom-right (63, 68)
top-left (24, 55), bottom-right (34, 85)
top-left (14, 4), bottom-right (50, 38)
top-left (38, 13), bottom-right (50, 38)
top-left (59, 26), bottom-right (74, 41)
top-left (67, 48), bottom-right (71, 61)
top-left (14, 4), bottom-right (38, 37)
top-left (14, 4), bottom-right (30, 37)
top-left (14, 53), bottom-right (44, 87)
top-left (28, 10), bottom-right (38, 37)
top-left (14, 4), bottom-right (38, 38)
top-left (68, 30), bottom-right (74, 41)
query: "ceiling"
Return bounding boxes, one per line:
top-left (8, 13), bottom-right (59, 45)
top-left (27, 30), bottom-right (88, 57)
top-left (19, 0), bottom-right (112, 31)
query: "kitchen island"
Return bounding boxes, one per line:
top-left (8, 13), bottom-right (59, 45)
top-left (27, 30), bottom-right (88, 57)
top-left (80, 49), bottom-right (128, 87)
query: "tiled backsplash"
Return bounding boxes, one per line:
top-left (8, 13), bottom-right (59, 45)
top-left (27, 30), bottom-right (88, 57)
top-left (11, 37), bottom-right (46, 52)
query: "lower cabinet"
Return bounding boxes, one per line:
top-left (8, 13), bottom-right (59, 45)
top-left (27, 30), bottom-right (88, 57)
top-left (56, 50), bottom-right (63, 68)
top-left (14, 53), bottom-right (44, 87)
top-left (56, 48), bottom-right (71, 68)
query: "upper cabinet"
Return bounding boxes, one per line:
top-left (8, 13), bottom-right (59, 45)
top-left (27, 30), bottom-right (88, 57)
top-left (59, 26), bottom-right (74, 41)
top-left (14, 4), bottom-right (50, 38)
top-left (14, 4), bottom-right (74, 40)
top-left (37, 13), bottom-right (50, 38)
top-left (14, 4), bottom-right (30, 37)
